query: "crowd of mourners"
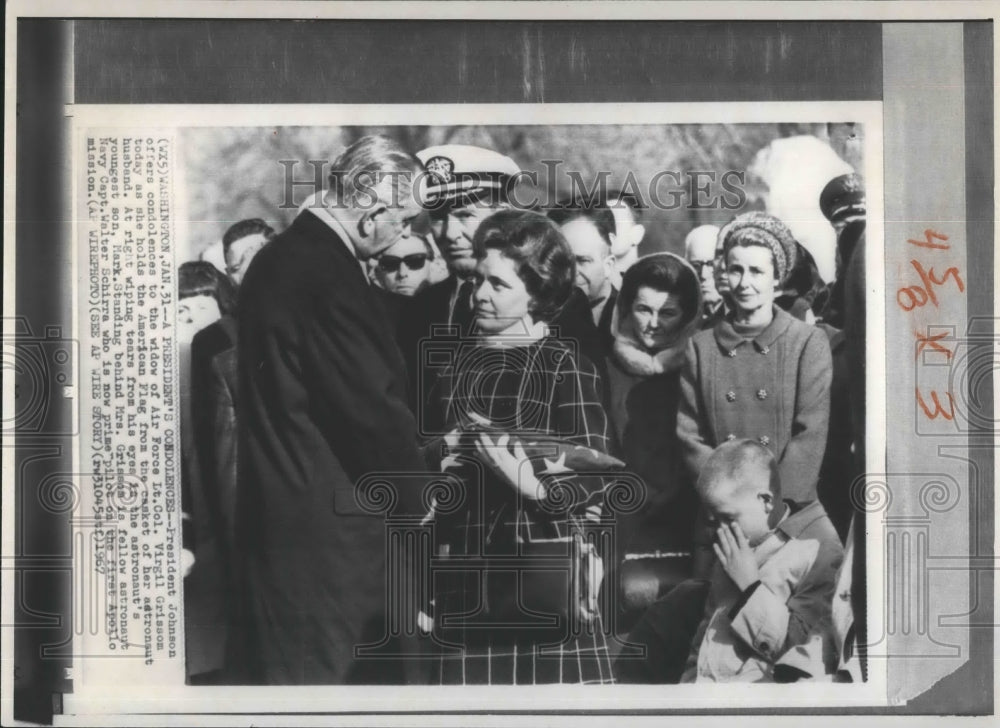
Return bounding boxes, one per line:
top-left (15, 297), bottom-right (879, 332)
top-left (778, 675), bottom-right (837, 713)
top-left (175, 136), bottom-right (869, 686)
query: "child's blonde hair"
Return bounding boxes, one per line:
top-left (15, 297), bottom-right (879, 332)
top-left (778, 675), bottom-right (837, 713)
top-left (696, 439), bottom-right (781, 500)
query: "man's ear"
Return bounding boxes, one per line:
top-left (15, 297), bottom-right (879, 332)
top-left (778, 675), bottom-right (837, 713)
top-left (629, 223), bottom-right (647, 248)
top-left (357, 204), bottom-right (386, 239)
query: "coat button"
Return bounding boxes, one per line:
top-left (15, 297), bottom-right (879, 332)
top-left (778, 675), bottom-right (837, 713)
top-left (726, 391), bottom-right (737, 402)
top-left (759, 435), bottom-right (770, 446)
top-left (756, 389), bottom-right (768, 400)
top-left (726, 434), bottom-right (736, 442)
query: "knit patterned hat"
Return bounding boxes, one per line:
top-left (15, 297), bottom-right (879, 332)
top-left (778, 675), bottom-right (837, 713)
top-left (719, 211), bottom-right (799, 285)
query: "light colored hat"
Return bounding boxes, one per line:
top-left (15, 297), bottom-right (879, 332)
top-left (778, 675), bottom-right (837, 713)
top-left (417, 144), bottom-right (521, 209)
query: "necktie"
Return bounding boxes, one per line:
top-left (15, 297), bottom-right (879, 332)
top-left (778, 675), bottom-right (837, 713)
top-left (452, 278), bottom-right (476, 336)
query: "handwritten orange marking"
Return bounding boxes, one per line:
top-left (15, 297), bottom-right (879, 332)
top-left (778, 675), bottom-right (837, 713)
top-left (915, 388), bottom-right (956, 420)
top-left (896, 260), bottom-right (966, 311)
top-left (906, 229), bottom-right (951, 250)
top-left (904, 230), bottom-right (961, 416)
top-left (898, 284), bottom-right (928, 311)
top-left (914, 330), bottom-right (953, 360)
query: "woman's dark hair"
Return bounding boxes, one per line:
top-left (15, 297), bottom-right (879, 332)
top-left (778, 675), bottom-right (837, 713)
top-left (177, 261), bottom-right (237, 316)
top-left (472, 209), bottom-right (575, 323)
top-left (222, 218), bottom-right (275, 254)
top-left (618, 254), bottom-right (700, 324)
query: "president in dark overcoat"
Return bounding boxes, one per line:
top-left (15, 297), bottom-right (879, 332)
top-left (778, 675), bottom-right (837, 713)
top-left (229, 136), bottom-right (426, 685)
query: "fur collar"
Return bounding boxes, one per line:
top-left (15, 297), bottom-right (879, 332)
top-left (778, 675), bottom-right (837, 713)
top-left (612, 321), bottom-right (691, 377)
top-left (610, 252), bottom-right (702, 378)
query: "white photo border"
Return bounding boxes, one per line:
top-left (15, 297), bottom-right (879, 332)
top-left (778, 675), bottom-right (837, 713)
top-left (62, 100), bottom-right (888, 717)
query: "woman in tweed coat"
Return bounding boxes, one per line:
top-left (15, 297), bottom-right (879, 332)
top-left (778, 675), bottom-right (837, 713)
top-left (677, 212), bottom-right (833, 508)
top-left (426, 210), bottom-right (616, 685)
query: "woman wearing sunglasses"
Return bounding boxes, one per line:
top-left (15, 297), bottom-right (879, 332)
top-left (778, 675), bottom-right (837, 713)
top-left (373, 235), bottom-right (437, 296)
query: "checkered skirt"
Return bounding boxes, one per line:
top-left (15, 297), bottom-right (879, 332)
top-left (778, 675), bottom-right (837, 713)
top-left (428, 338), bottom-right (616, 684)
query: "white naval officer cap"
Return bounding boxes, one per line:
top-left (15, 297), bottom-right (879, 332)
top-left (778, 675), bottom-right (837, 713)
top-left (416, 144), bottom-right (521, 210)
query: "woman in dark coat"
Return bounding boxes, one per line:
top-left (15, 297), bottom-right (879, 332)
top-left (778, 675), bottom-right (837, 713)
top-left (602, 254), bottom-right (703, 617)
top-left (426, 209), bottom-right (617, 685)
top-left (606, 252), bottom-right (703, 548)
top-left (176, 261), bottom-right (236, 683)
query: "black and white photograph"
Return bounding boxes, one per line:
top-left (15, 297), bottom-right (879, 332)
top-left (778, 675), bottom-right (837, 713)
top-left (60, 101), bottom-right (891, 712)
top-left (5, 4), bottom-right (995, 725)
top-left (173, 117), bottom-right (873, 689)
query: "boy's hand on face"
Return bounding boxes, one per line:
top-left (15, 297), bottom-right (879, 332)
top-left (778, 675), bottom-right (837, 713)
top-left (713, 522), bottom-right (760, 591)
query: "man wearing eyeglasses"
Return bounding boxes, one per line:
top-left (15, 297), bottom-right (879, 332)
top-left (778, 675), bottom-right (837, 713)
top-left (683, 224), bottom-right (726, 330)
top-left (230, 136), bottom-right (427, 685)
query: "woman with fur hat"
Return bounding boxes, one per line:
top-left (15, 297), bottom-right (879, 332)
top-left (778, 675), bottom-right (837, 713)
top-left (677, 211), bottom-right (833, 514)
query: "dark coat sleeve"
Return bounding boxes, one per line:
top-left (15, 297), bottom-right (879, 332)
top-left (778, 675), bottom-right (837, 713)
top-left (189, 329), bottom-right (219, 515)
top-left (302, 282), bottom-right (425, 510)
top-left (392, 282), bottom-right (449, 419)
top-left (844, 234), bottom-right (866, 464)
top-left (208, 348), bottom-right (238, 554)
top-left (551, 288), bottom-right (605, 377)
top-left (189, 322), bottom-right (236, 541)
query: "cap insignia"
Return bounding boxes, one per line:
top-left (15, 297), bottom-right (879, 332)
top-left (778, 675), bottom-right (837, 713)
top-left (425, 156), bottom-right (454, 185)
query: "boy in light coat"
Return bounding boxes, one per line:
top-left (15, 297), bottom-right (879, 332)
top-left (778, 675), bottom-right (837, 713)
top-left (681, 439), bottom-right (844, 682)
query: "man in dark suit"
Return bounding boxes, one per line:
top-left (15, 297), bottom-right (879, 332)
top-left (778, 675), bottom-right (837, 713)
top-left (230, 136), bottom-right (426, 685)
top-left (605, 188), bottom-right (647, 287)
top-left (816, 173), bottom-right (867, 539)
top-left (818, 172), bottom-right (866, 330)
top-left (550, 205), bottom-right (619, 359)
